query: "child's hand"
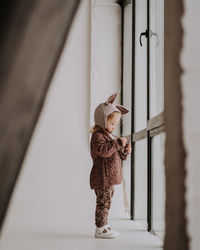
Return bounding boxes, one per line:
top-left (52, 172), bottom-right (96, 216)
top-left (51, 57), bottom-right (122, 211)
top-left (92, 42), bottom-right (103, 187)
top-left (126, 144), bottom-right (132, 154)
top-left (120, 137), bottom-right (127, 146)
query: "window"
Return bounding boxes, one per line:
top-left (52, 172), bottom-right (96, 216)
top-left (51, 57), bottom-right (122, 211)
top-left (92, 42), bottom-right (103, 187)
top-left (121, 0), bottom-right (165, 237)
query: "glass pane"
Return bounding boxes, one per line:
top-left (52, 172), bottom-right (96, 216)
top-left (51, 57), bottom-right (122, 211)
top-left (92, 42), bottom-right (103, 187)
top-left (149, 0), bottom-right (164, 118)
top-left (123, 1), bottom-right (132, 136)
top-left (122, 1), bottom-right (132, 209)
top-left (135, 0), bottom-right (147, 132)
top-left (134, 139), bottom-right (147, 228)
top-left (152, 133), bottom-right (165, 237)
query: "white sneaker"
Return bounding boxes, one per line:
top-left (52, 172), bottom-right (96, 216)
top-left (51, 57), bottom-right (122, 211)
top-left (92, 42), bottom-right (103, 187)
top-left (95, 224), bottom-right (120, 239)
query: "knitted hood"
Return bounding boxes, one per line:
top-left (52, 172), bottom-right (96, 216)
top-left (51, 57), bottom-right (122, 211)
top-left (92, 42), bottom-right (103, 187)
top-left (94, 91), bottom-right (129, 130)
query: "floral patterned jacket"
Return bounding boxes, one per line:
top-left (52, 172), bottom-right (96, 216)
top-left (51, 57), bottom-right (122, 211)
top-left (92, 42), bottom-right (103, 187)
top-left (89, 127), bottom-right (128, 189)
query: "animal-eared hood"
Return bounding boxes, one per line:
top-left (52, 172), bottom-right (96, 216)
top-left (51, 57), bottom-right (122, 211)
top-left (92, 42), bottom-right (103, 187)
top-left (94, 91), bottom-right (129, 130)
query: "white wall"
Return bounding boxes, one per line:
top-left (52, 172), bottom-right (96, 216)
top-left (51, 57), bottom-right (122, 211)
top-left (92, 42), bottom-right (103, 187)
top-left (90, 0), bottom-right (128, 218)
top-left (90, 1), bottom-right (122, 127)
top-left (0, 0), bottom-right (128, 245)
top-left (182, 0), bottom-right (200, 249)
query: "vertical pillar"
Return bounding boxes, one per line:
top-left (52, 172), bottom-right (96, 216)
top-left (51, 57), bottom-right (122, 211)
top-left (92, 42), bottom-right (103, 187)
top-left (164, 0), bottom-right (190, 249)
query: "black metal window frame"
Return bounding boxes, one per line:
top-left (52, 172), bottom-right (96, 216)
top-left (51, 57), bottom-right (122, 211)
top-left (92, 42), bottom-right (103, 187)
top-left (119, 0), bottom-right (165, 233)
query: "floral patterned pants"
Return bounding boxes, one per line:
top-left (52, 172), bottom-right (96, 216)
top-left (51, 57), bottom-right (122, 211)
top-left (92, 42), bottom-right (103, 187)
top-left (94, 185), bottom-right (115, 228)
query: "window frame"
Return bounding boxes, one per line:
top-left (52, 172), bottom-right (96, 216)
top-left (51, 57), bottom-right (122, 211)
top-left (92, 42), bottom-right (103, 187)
top-left (121, 0), bottom-right (165, 233)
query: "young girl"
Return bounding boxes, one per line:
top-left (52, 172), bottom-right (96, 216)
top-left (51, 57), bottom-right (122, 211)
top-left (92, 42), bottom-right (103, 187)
top-left (89, 92), bottom-right (132, 239)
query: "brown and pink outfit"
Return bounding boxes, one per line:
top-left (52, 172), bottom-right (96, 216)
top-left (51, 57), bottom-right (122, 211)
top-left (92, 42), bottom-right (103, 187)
top-left (89, 91), bottom-right (129, 228)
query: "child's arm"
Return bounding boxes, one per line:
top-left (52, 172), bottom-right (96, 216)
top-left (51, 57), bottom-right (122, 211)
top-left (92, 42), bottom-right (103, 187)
top-left (91, 132), bottom-right (122, 158)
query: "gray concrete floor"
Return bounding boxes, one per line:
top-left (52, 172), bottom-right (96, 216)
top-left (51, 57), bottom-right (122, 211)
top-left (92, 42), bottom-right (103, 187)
top-left (0, 216), bottom-right (163, 250)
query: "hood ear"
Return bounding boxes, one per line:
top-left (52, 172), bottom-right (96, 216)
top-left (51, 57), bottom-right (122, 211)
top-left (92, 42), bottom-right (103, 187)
top-left (116, 105), bottom-right (129, 115)
top-left (106, 91), bottom-right (120, 104)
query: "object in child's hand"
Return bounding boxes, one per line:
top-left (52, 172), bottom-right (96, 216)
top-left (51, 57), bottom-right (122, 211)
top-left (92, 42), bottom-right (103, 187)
top-left (123, 137), bottom-right (130, 153)
top-left (125, 137), bottom-right (131, 146)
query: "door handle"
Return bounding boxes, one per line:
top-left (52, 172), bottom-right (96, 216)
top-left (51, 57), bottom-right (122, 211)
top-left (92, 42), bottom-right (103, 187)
top-left (150, 31), bottom-right (159, 47)
top-left (139, 30), bottom-right (148, 46)
top-left (140, 29), bottom-right (159, 47)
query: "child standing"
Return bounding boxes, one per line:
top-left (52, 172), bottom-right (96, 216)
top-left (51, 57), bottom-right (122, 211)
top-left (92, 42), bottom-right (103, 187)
top-left (89, 92), bottom-right (132, 239)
